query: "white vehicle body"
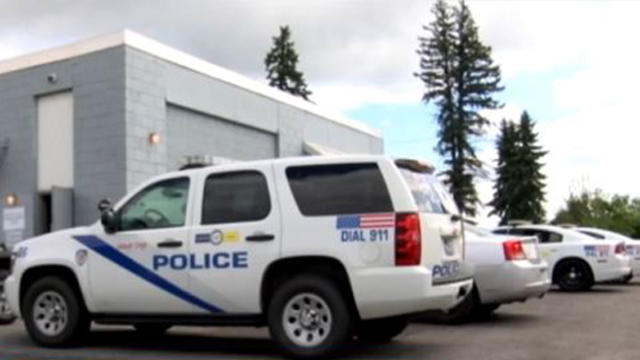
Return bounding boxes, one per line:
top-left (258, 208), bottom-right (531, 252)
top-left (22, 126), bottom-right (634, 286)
top-left (576, 227), bottom-right (640, 277)
top-left (5, 155), bottom-right (472, 357)
top-left (465, 226), bottom-right (550, 305)
top-left (493, 225), bottom-right (631, 290)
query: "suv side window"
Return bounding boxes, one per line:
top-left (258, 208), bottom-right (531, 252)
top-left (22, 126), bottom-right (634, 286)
top-left (286, 163), bottom-right (393, 216)
top-left (119, 177), bottom-right (190, 231)
top-left (202, 171), bottom-right (271, 225)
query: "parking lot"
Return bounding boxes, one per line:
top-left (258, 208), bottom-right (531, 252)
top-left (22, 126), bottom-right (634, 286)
top-left (0, 281), bottom-right (637, 360)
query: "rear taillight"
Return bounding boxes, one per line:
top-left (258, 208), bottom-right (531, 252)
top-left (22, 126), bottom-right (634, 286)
top-left (395, 212), bottom-right (421, 266)
top-left (615, 242), bottom-right (625, 254)
top-left (503, 240), bottom-right (526, 261)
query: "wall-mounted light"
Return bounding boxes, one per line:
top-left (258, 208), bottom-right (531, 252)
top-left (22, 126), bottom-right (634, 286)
top-left (148, 132), bottom-right (161, 145)
top-left (4, 193), bottom-right (18, 206)
top-left (47, 73), bottom-right (58, 84)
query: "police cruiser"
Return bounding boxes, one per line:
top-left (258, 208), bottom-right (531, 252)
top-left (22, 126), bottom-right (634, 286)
top-left (493, 224), bottom-right (631, 291)
top-left (5, 155), bottom-right (472, 358)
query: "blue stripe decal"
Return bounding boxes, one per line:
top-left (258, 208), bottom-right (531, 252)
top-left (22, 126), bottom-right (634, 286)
top-left (73, 235), bottom-right (223, 313)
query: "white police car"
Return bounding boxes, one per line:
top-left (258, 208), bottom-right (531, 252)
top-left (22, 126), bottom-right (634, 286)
top-left (575, 227), bottom-right (639, 282)
top-left (440, 225), bottom-right (550, 322)
top-left (494, 224), bottom-right (631, 291)
top-left (5, 155), bottom-right (473, 358)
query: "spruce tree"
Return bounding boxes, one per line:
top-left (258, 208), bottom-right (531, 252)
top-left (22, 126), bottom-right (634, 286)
top-left (264, 25), bottom-right (312, 101)
top-left (489, 112), bottom-right (547, 224)
top-left (489, 119), bottom-right (520, 224)
top-left (515, 111), bottom-right (547, 222)
top-left (416, 0), bottom-right (503, 216)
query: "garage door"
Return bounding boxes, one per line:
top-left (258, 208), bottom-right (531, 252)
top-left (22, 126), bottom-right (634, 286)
top-left (166, 105), bottom-right (277, 169)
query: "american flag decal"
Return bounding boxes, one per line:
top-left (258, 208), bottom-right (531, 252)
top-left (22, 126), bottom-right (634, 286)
top-left (336, 213), bottom-right (395, 229)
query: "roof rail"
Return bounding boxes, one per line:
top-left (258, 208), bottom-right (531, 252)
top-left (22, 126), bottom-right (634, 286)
top-left (394, 158), bottom-right (435, 174)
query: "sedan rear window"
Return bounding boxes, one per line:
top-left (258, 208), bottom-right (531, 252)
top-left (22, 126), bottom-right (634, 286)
top-left (398, 167), bottom-right (459, 214)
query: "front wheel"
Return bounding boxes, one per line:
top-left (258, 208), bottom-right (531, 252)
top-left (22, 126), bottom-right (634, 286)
top-left (268, 274), bottom-right (354, 359)
top-left (555, 260), bottom-right (593, 291)
top-left (22, 277), bottom-right (89, 346)
top-left (356, 316), bottom-right (408, 342)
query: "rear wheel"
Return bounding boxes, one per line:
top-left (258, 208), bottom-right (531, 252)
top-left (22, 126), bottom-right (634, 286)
top-left (555, 260), bottom-right (593, 291)
top-left (440, 288), bottom-right (478, 324)
top-left (356, 316), bottom-right (408, 342)
top-left (268, 274), bottom-right (353, 359)
top-left (22, 277), bottom-right (90, 346)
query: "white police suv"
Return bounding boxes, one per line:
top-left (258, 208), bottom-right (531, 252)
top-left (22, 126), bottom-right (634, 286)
top-left (494, 224), bottom-right (631, 291)
top-left (5, 155), bottom-right (472, 358)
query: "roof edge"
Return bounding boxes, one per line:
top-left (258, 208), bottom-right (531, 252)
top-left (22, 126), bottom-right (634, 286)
top-left (0, 30), bottom-right (381, 138)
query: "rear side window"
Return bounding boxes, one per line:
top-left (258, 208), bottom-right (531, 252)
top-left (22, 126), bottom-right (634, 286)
top-left (398, 168), bottom-right (458, 214)
top-left (286, 163), bottom-right (393, 216)
top-left (202, 171), bottom-right (271, 224)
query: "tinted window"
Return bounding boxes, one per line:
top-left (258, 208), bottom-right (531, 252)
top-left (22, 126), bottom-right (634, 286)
top-left (202, 171), bottom-right (271, 224)
top-left (578, 230), bottom-right (605, 240)
top-left (119, 177), bottom-right (190, 231)
top-left (286, 163), bottom-right (393, 216)
top-left (529, 230), bottom-right (562, 243)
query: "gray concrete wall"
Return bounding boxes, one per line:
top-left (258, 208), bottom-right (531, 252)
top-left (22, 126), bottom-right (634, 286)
top-left (166, 105), bottom-right (276, 169)
top-left (0, 47), bottom-right (127, 244)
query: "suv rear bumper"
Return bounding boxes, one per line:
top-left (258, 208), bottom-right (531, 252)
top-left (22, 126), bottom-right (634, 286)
top-left (350, 266), bottom-right (473, 319)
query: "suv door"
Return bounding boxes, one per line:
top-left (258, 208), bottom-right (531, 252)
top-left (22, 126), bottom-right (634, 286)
top-left (188, 164), bottom-right (280, 314)
top-left (88, 177), bottom-right (194, 313)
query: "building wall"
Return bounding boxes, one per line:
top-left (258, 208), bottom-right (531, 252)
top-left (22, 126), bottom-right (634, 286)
top-left (0, 44), bottom-right (383, 245)
top-left (0, 47), bottom-right (127, 244)
top-left (166, 105), bottom-right (277, 169)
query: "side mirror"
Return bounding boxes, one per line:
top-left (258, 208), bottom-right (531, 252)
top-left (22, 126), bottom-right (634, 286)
top-left (97, 198), bottom-right (112, 213)
top-left (100, 209), bottom-right (118, 234)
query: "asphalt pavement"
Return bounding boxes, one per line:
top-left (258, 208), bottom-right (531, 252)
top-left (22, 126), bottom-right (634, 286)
top-left (0, 281), bottom-right (638, 360)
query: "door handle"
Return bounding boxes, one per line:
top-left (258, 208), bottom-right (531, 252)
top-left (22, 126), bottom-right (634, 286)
top-left (157, 239), bottom-right (183, 248)
top-left (246, 233), bottom-right (275, 242)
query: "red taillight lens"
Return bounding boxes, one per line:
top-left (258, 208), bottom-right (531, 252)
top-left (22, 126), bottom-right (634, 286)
top-left (615, 242), bottom-right (625, 254)
top-left (395, 212), bottom-right (421, 266)
top-left (503, 240), bottom-right (526, 261)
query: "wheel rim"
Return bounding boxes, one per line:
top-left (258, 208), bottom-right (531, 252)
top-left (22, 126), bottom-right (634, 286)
top-left (33, 291), bottom-right (68, 336)
top-left (562, 265), bottom-right (584, 288)
top-left (282, 293), bottom-right (332, 347)
top-left (0, 292), bottom-right (13, 320)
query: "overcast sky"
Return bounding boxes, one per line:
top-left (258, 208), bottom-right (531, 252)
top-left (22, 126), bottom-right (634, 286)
top-left (2, 0), bottom-right (638, 224)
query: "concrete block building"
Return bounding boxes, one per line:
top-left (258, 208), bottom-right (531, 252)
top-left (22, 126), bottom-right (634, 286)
top-left (0, 30), bottom-right (382, 247)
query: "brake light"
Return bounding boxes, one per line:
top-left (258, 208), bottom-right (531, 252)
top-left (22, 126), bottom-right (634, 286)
top-left (615, 242), bottom-right (625, 254)
top-left (395, 213), bottom-right (421, 266)
top-left (503, 240), bottom-right (526, 261)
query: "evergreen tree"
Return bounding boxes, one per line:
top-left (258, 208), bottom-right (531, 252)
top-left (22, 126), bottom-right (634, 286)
top-left (416, 0), bottom-right (503, 216)
top-left (264, 25), bottom-right (312, 101)
top-left (488, 119), bottom-right (520, 224)
top-left (515, 111), bottom-right (547, 222)
top-left (489, 112), bottom-right (547, 224)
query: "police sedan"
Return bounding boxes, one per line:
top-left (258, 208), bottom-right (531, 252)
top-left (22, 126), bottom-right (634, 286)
top-left (494, 224), bottom-right (631, 291)
top-left (575, 227), bottom-right (640, 282)
top-left (441, 225), bottom-right (550, 322)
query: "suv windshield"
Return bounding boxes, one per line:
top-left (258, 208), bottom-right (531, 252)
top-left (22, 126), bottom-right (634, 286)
top-left (398, 167), bottom-right (459, 215)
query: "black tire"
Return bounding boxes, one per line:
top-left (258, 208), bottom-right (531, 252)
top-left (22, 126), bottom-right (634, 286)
top-left (476, 304), bottom-right (500, 319)
top-left (133, 323), bottom-right (172, 335)
top-left (555, 259), bottom-right (594, 291)
top-left (439, 288), bottom-right (478, 324)
top-left (0, 292), bottom-right (16, 325)
top-left (620, 273), bottom-right (633, 284)
top-left (267, 274), bottom-right (354, 359)
top-left (22, 276), bottom-right (90, 346)
top-left (356, 316), bottom-right (408, 342)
